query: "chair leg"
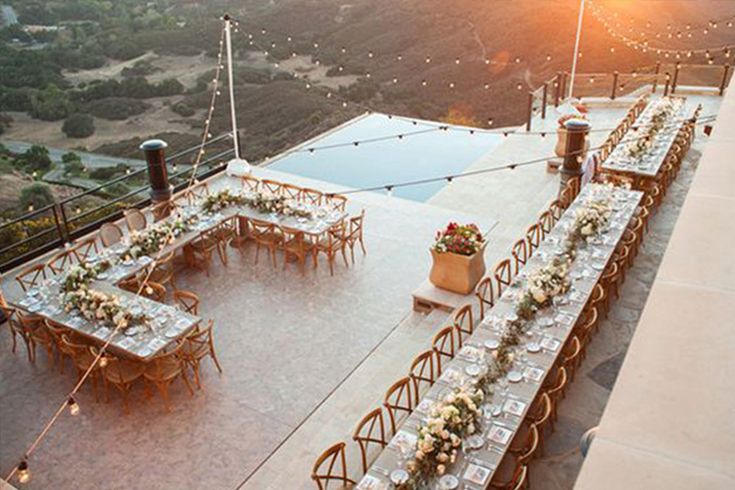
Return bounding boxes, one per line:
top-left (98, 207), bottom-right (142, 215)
top-left (359, 236), bottom-right (366, 255)
top-left (181, 371), bottom-right (194, 396)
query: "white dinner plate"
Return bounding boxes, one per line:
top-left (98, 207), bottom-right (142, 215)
top-left (507, 371), bottom-right (523, 383)
top-left (439, 474), bottom-right (459, 489)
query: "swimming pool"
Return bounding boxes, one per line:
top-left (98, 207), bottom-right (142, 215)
top-left (267, 113), bottom-right (503, 202)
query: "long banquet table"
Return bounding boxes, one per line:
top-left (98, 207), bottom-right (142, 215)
top-left (601, 96), bottom-right (690, 179)
top-left (359, 183), bottom-right (642, 490)
top-left (6, 176), bottom-right (346, 361)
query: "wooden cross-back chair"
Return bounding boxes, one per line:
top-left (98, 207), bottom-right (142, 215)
top-left (475, 276), bottom-right (495, 320)
top-left (352, 407), bottom-right (389, 473)
top-left (180, 319), bottom-right (223, 389)
top-left (525, 223), bottom-right (542, 255)
top-left (241, 175), bottom-right (260, 192)
top-left (325, 194), bottom-right (347, 212)
top-left (15, 263), bottom-right (47, 292)
top-left (281, 183), bottom-right (302, 200)
top-left (493, 259), bottom-right (513, 297)
top-left (46, 248), bottom-right (77, 275)
top-left (99, 223), bottom-right (124, 248)
top-left (281, 227), bottom-right (307, 273)
top-left (173, 290), bottom-right (200, 315)
top-left (124, 208), bottom-right (147, 232)
top-left (143, 342), bottom-right (194, 413)
top-left (453, 303), bottom-right (474, 346)
top-left (260, 179), bottom-right (283, 196)
top-left (93, 347), bottom-right (145, 414)
top-left (383, 376), bottom-right (415, 434)
top-left (511, 238), bottom-right (528, 276)
top-left (538, 210), bottom-right (554, 238)
top-left (71, 237), bottom-right (99, 263)
top-left (302, 188), bottom-right (323, 206)
top-left (249, 219), bottom-right (282, 267)
top-left (432, 325), bottom-right (457, 374)
top-left (0, 296), bottom-right (27, 358)
top-left (345, 210), bottom-right (366, 263)
top-left (151, 201), bottom-right (176, 222)
top-left (312, 221), bottom-right (348, 276)
top-left (548, 199), bottom-right (564, 223)
top-left (311, 442), bottom-right (355, 490)
top-left (188, 181), bottom-right (210, 204)
top-left (409, 349), bottom-right (437, 395)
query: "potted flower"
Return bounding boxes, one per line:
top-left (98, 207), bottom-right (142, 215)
top-left (429, 223), bottom-right (486, 294)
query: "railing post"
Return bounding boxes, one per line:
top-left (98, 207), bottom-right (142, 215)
top-left (720, 64), bottom-right (731, 96)
top-left (560, 72), bottom-right (568, 102)
top-left (652, 61), bottom-right (661, 94)
top-left (51, 204), bottom-right (69, 245)
top-left (671, 62), bottom-right (680, 94)
top-left (541, 82), bottom-right (549, 119)
top-left (611, 71), bottom-right (619, 100)
top-left (57, 202), bottom-right (71, 243)
top-left (554, 72), bottom-right (562, 107)
top-left (526, 92), bottom-right (534, 131)
top-left (663, 72), bottom-right (671, 96)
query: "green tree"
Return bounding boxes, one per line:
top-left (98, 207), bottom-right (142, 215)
top-left (31, 85), bottom-right (72, 121)
top-left (62, 152), bottom-right (85, 176)
top-left (19, 183), bottom-right (55, 211)
top-left (62, 113), bottom-right (95, 138)
top-left (18, 145), bottom-right (52, 173)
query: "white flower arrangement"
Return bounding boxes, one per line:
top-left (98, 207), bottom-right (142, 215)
top-left (526, 258), bottom-right (570, 306)
top-left (571, 198), bottom-right (611, 242)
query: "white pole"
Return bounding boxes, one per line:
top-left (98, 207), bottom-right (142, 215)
top-left (569, 0), bottom-right (586, 99)
top-left (224, 15), bottom-right (241, 160)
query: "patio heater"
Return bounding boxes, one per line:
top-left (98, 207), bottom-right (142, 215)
top-left (223, 13), bottom-right (252, 176)
top-left (140, 138), bottom-right (171, 204)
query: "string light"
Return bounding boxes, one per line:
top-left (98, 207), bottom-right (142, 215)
top-left (17, 461), bottom-right (30, 484)
top-left (67, 397), bottom-right (80, 416)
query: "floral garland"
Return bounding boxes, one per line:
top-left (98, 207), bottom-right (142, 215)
top-left (201, 189), bottom-right (314, 219)
top-left (60, 262), bottom-right (148, 332)
top-left (433, 223), bottom-right (485, 256)
top-left (398, 188), bottom-right (614, 489)
top-left (626, 99), bottom-right (680, 159)
top-left (122, 216), bottom-right (196, 260)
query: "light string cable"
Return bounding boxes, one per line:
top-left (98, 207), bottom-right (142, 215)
top-left (232, 19), bottom-right (677, 143)
top-left (588, 1), bottom-right (735, 59)
top-left (276, 112), bottom-right (716, 155)
top-left (3, 21), bottom-right (228, 486)
top-left (324, 114), bottom-right (716, 197)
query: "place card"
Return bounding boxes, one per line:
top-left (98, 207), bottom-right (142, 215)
top-left (554, 312), bottom-right (575, 327)
top-left (502, 398), bottom-right (527, 417)
top-left (540, 336), bottom-right (561, 352)
top-left (463, 463), bottom-right (492, 486)
top-left (149, 338), bottom-right (167, 351)
top-left (523, 366), bottom-right (545, 383)
top-left (357, 475), bottom-right (388, 490)
top-left (459, 345), bottom-right (484, 362)
top-left (415, 398), bottom-right (435, 415)
top-left (487, 424), bottom-right (513, 445)
top-left (389, 431), bottom-right (417, 453)
top-left (439, 367), bottom-right (467, 387)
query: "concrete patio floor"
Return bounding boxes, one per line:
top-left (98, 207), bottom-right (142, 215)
top-left (0, 89), bottom-right (722, 490)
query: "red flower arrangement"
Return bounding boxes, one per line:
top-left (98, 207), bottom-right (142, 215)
top-left (433, 222), bottom-right (484, 256)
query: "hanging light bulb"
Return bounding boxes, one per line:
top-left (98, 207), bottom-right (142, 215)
top-left (455, 57), bottom-right (460, 64)
top-left (68, 397), bottom-right (80, 416)
top-left (516, 82), bottom-right (523, 90)
top-left (17, 461), bottom-right (30, 484)
top-left (99, 356), bottom-right (108, 368)
top-left (425, 56), bottom-right (431, 63)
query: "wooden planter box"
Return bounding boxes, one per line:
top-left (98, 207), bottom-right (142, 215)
top-left (429, 243), bottom-right (487, 295)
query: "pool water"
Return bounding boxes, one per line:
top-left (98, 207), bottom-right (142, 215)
top-left (267, 113), bottom-right (503, 202)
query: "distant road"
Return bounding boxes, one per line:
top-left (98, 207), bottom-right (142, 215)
top-left (1, 5), bottom-right (18, 26)
top-left (1, 140), bottom-right (146, 169)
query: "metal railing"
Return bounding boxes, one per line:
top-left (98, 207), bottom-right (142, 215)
top-left (525, 63), bottom-right (732, 130)
top-left (0, 135), bottom-right (234, 272)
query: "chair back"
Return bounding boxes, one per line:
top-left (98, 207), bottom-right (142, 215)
top-left (548, 199), bottom-right (564, 222)
top-left (432, 325), bottom-right (457, 373)
top-left (383, 377), bottom-right (415, 434)
top-left (352, 408), bottom-right (388, 473)
top-left (173, 290), bottom-right (200, 315)
top-left (261, 179), bottom-right (282, 196)
top-left (151, 201), bottom-right (175, 222)
top-left (15, 263), bottom-right (47, 292)
top-left (525, 223), bottom-right (542, 254)
top-left (538, 210), bottom-right (554, 237)
top-left (188, 182), bottom-right (210, 204)
top-left (124, 209), bottom-right (147, 232)
top-left (241, 175), bottom-right (260, 192)
top-left (493, 259), bottom-right (513, 296)
top-left (409, 349), bottom-right (437, 395)
top-left (475, 276), bottom-right (495, 319)
top-left (100, 223), bottom-right (124, 248)
top-left (46, 249), bottom-right (77, 275)
top-left (281, 183), bottom-right (302, 200)
top-left (146, 342), bottom-right (185, 381)
top-left (325, 194), bottom-right (347, 212)
top-left (250, 219), bottom-right (277, 241)
top-left (453, 303), bottom-right (474, 340)
top-left (311, 442), bottom-right (355, 490)
top-left (181, 319), bottom-right (214, 359)
top-left (141, 281), bottom-right (167, 303)
top-left (71, 237), bottom-right (99, 263)
top-left (281, 227), bottom-right (305, 251)
top-left (301, 188), bottom-right (323, 205)
top-left (511, 238), bottom-right (528, 275)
